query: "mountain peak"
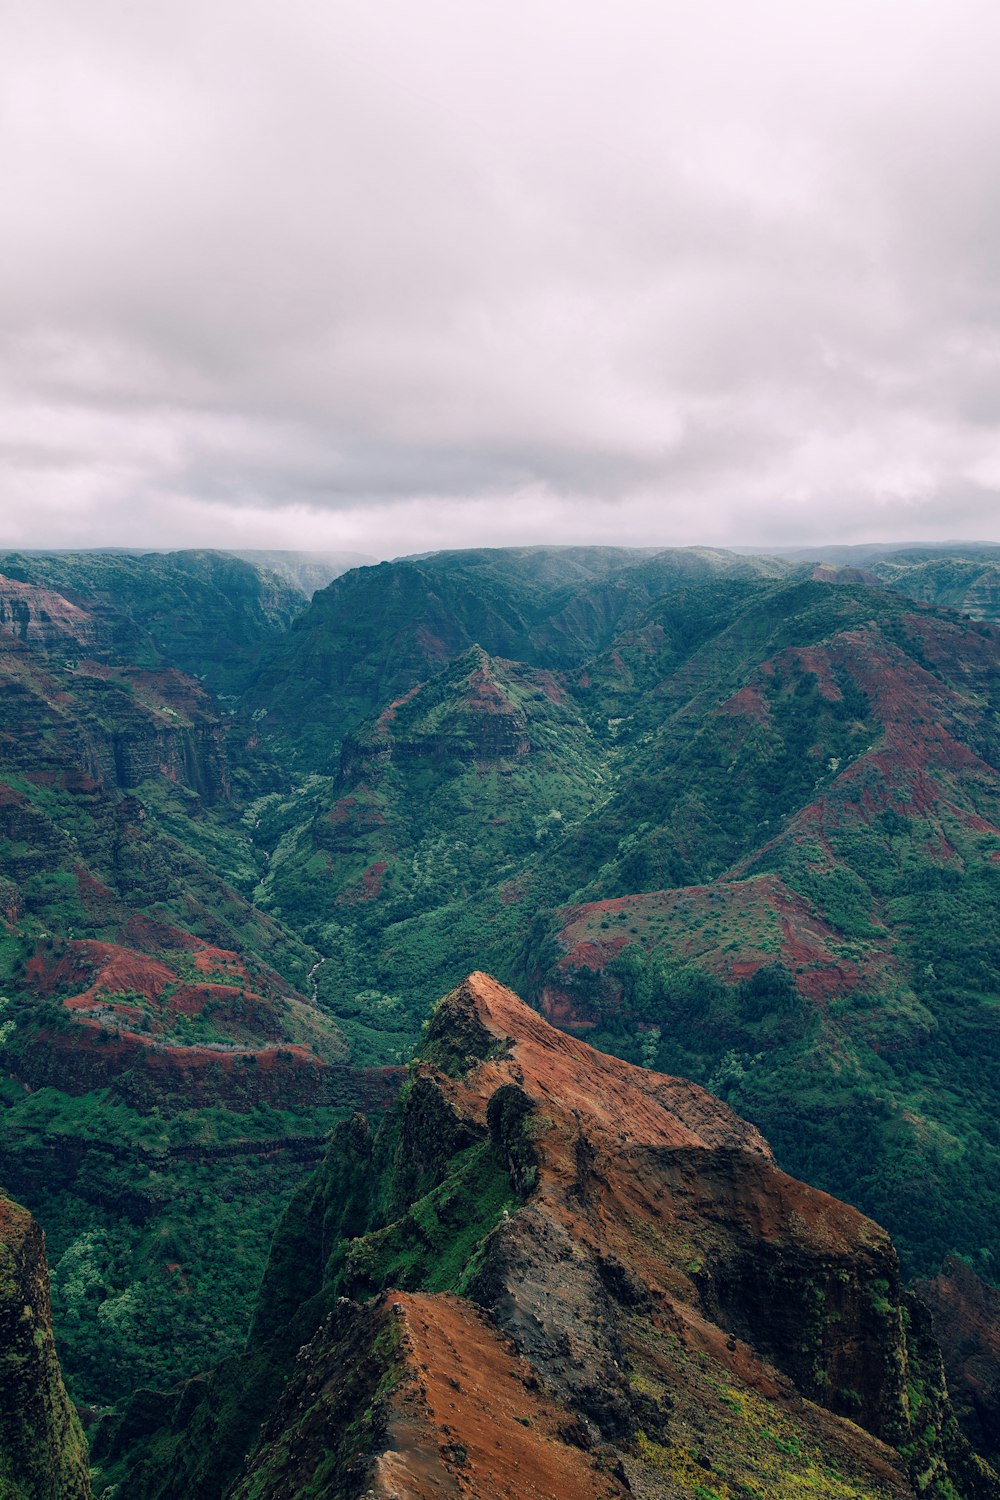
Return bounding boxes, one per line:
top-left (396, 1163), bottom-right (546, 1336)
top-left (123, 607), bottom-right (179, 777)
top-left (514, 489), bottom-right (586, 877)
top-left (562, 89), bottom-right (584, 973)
top-left (421, 971), bottom-right (773, 1158)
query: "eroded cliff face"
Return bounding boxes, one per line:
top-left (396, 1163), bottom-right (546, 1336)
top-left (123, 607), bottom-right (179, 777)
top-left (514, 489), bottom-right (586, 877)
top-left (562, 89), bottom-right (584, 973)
top-left (103, 973), bottom-right (999, 1500)
top-left (0, 577), bottom-right (108, 653)
top-left (915, 1257), bottom-right (1000, 1469)
top-left (233, 1292), bottom-right (631, 1500)
top-left (0, 1194), bottom-right (91, 1499)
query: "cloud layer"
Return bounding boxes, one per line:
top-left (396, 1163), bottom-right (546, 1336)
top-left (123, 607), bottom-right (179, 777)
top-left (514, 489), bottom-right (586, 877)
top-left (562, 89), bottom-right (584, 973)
top-left (3, 0), bottom-right (1000, 555)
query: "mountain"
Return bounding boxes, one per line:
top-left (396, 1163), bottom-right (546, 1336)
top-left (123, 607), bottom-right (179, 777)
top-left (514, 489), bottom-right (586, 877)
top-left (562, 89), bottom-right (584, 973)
top-left (225, 549), bottom-right (374, 598)
top-left (529, 580), bottom-right (1000, 1277)
top-left (0, 556), bottom-right (401, 1401)
top-left (2, 541), bottom-right (1000, 1481)
top-left (95, 974), bottom-right (998, 1499)
top-left (253, 643), bottom-right (610, 1061)
top-left (241, 545), bottom-right (796, 770)
top-left (915, 1258), bottom-right (1000, 1469)
top-left (242, 564), bottom-right (1000, 1281)
top-left (0, 548), bottom-right (306, 690)
top-left (870, 549), bottom-right (1000, 622)
top-left (0, 1192), bottom-right (91, 1498)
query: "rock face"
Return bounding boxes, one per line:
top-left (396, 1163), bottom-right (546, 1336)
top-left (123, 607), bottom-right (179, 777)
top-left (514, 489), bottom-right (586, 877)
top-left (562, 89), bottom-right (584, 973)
top-left (0, 1194), bottom-right (91, 1499)
top-left (104, 973), bottom-right (999, 1500)
top-left (915, 1257), bottom-right (1000, 1468)
top-left (0, 576), bottom-right (106, 652)
top-left (233, 1292), bottom-right (630, 1500)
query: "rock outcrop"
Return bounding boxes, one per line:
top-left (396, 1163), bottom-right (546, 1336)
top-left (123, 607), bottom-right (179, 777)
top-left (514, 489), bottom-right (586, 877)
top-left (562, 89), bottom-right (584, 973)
top-left (0, 1194), bottom-right (91, 1498)
top-left (102, 973), bottom-right (999, 1500)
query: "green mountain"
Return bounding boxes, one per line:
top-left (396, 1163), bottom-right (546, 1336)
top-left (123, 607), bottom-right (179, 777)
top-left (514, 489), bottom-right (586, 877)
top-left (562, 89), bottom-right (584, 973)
top-left (871, 548), bottom-right (1000, 622)
top-left (250, 568), bottom-right (1000, 1284)
top-left (0, 563), bottom-right (396, 1402)
top-left (0, 548), bottom-right (306, 691)
top-left (0, 1193), bottom-right (92, 1498)
top-left (1, 542), bottom-right (1000, 1496)
top-left (241, 545), bottom-right (795, 769)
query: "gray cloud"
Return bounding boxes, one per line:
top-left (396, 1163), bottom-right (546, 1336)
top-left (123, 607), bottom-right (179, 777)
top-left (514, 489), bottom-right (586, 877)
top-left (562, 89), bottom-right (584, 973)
top-left (1, 0), bottom-right (999, 556)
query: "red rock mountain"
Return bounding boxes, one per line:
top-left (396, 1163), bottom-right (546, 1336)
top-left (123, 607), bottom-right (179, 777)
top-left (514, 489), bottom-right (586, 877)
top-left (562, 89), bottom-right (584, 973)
top-left (123, 973), bottom-right (999, 1500)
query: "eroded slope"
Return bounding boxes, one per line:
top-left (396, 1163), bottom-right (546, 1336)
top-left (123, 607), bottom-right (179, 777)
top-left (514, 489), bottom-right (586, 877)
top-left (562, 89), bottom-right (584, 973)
top-left (103, 974), bottom-right (998, 1500)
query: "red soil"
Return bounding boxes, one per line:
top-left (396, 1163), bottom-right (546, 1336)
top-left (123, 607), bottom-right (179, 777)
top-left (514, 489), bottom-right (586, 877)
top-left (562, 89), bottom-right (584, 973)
top-left (376, 682), bottom-right (424, 731)
top-left (539, 986), bottom-right (597, 1029)
top-left (74, 866), bottom-right (121, 919)
top-left (530, 669), bottom-right (566, 703)
top-left (326, 795), bottom-right (387, 829)
top-left (121, 915), bottom-right (201, 952)
top-left (26, 936), bottom-right (314, 1080)
top-left (717, 683), bottom-right (771, 723)
top-left (27, 940), bottom-right (175, 1004)
top-left (339, 861), bottom-right (389, 904)
top-left (415, 627), bottom-right (449, 660)
top-left (430, 974), bottom-right (772, 1159)
top-left (368, 1292), bottom-right (629, 1500)
top-left (555, 874), bottom-right (885, 1004)
top-left (191, 947), bottom-right (251, 980)
top-left (465, 664), bottom-right (519, 714)
top-left (0, 576), bottom-right (95, 640)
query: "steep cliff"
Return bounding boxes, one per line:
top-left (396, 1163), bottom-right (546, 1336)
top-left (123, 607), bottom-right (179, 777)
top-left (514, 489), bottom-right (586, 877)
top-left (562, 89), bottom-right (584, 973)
top-left (101, 974), bottom-right (998, 1500)
top-left (915, 1257), bottom-right (1000, 1469)
top-left (0, 1194), bottom-right (91, 1499)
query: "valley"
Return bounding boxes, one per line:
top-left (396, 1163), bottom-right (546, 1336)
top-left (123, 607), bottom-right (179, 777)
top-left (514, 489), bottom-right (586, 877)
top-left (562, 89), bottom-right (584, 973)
top-left (1, 541), bottom-right (999, 1496)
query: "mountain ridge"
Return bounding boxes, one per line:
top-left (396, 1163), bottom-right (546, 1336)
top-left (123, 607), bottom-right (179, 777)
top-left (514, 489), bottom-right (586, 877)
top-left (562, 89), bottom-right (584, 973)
top-left (98, 972), bottom-right (999, 1499)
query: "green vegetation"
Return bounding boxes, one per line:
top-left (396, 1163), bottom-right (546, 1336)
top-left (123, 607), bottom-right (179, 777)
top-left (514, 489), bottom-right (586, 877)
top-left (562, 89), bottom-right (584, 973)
top-left (2, 543), bottom-right (1000, 1481)
top-left (0, 1078), bottom-right (348, 1403)
top-left (94, 1041), bottom-right (527, 1500)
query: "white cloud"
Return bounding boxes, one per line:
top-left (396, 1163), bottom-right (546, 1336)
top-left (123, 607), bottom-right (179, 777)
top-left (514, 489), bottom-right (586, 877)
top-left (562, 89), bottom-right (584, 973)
top-left (1, 0), bottom-right (999, 555)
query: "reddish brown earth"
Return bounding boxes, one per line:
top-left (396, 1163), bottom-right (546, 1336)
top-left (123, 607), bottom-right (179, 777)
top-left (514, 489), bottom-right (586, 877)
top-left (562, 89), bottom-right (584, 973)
top-left (716, 680), bottom-right (771, 724)
top-left (433, 973), bottom-right (772, 1157)
top-left (130, 973), bottom-right (997, 1499)
top-left (551, 872), bottom-right (891, 1016)
top-left (338, 859), bottom-right (389, 903)
top-left (727, 627), bottom-right (1000, 887)
top-left (227, 974), bottom-right (995, 1499)
top-left (0, 574), bottom-right (100, 650)
top-left (15, 936), bottom-right (373, 1109)
top-left (367, 1293), bottom-right (628, 1500)
top-left (404, 977), bottom-right (979, 1497)
top-left (552, 619), bottom-right (1000, 1034)
top-left (242, 1291), bottom-right (630, 1500)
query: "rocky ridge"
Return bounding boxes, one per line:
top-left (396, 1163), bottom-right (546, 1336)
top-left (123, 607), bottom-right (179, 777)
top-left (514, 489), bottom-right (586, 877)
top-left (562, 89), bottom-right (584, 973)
top-left (101, 973), bottom-right (999, 1500)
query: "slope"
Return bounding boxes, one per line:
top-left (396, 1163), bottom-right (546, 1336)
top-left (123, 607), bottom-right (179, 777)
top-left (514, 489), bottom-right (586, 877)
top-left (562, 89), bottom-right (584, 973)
top-left (241, 545), bottom-right (795, 770)
top-left (98, 974), bottom-right (997, 1500)
top-left (0, 1192), bottom-right (91, 1499)
top-left (534, 582), bottom-right (1000, 1276)
top-left (254, 645), bottom-right (610, 1059)
top-left (0, 571), bottom-right (399, 1402)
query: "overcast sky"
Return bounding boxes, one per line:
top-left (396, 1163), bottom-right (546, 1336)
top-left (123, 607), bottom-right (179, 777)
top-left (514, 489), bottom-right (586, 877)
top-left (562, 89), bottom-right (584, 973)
top-left (2, 1), bottom-right (1000, 558)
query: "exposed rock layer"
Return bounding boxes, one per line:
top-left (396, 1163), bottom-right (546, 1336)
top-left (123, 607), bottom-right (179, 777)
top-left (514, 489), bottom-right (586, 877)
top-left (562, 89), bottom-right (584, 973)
top-left (103, 973), bottom-right (1000, 1500)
